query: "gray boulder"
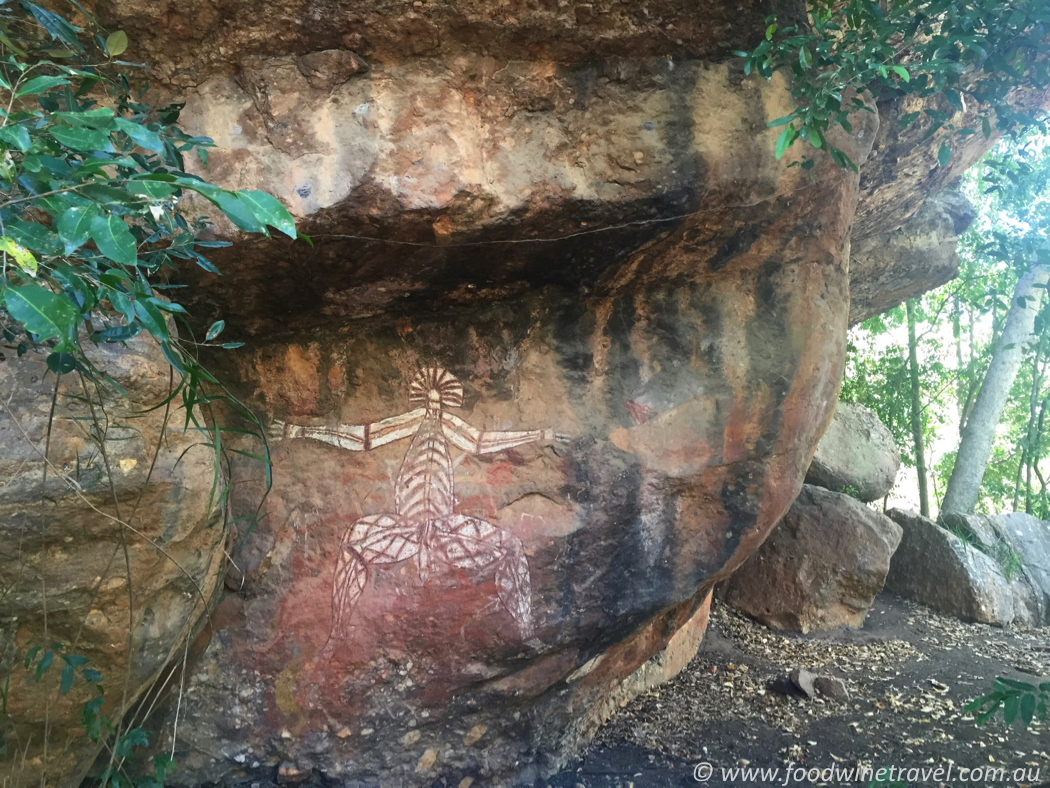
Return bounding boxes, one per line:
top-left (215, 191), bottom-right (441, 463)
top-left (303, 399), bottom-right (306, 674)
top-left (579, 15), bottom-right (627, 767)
top-left (723, 486), bottom-right (903, 633)
top-left (806, 402), bottom-right (901, 502)
top-left (886, 509), bottom-right (1017, 625)
top-left (940, 511), bottom-right (1050, 625)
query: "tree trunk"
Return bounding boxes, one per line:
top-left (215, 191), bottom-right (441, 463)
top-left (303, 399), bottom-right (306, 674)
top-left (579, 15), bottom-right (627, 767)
top-left (954, 294), bottom-right (965, 414)
top-left (906, 299), bottom-right (930, 518)
top-left (942, 265), bottom-right (1050, 514)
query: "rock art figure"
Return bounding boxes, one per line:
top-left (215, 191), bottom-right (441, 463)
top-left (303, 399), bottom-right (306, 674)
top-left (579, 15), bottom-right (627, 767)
top-left (274, 366), bottom-right (562, 651)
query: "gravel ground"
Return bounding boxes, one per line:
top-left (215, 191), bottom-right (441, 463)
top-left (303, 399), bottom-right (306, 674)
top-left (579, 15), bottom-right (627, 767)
top-left (540, 592), bottom-right (1050, 787)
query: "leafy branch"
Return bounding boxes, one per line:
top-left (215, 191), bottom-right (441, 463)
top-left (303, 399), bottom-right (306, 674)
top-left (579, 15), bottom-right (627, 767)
top-left (735, 0), bottom-right (1050, 170)
top-left (964, 676), bottom-right (1050, 728)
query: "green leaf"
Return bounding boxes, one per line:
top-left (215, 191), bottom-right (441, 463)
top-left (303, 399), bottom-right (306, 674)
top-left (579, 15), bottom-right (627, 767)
top-left (982, 115), bottom-right (992, 139)
top-left (4, 285), bottom-right (79, 352)
top-left (937, 142), bottom-right (952, 167)
top-left (176, 180), bottom-right (266, 233)
top-left (34, 649), bottom-right (54, 681)
top-left (114, 117), bottom-right (164, 153)
top-left (89, 214), bottom-right (137, 265)
top-left (50, 125), bottom-right (113, 152)
top-left (160, 340), bottom-right (185, 373)
top-left (126, 180), bottom-right (176, 199)
top-left (79, 183), bottom-right (140, 207)
top-left (15, 75), bottom-right (70, 98)
top-left (1020, 692), bottom-right (1036, 726)
top-left (5, 221), bottom-right (60, 255)
top-left (775, 125), bottom-right (796, 160)
top-left (149, 298), bottom-right (187, 314)
top-left (105, 30), bottom-right (128, 57)
top-left (46, 352), bottom-right (76, 374)
top-left (206, 320), bottom-right (225, 341)
top-left (57, 204), bottom-right (99, 253)
top-left (899, 111), bottom-right (921, 129)
top-left (799, 45), bottom-right (812, 69)
top-left (133, 299), bottom-right (169, 341)
top-left (767, 115), bottom-right (795, 128)
top-left (83, 668), bottom-right (101, 683)
top-left (60, 663), bottom-right (74, 694)
top-left (765, 23), bottom-right (776, 40)
top-left (52, 107), bottom-right (116, 128)
top-left (891, 65), bottom-right (910, 82)
top-left (23, 2), bottom-right (83, 49)
top-left (0, 124), bottom-right (31, 151)
top-left (237, 191), bottom-right (296, 238)
top-left (1004, 694), bottom-right (1019, 725)
top-left (0, 235), bottom-right (37, 275)
top-left (24, 645), bottom-right (41, 668)
top-left (114, 727), bottom-right (149, 758)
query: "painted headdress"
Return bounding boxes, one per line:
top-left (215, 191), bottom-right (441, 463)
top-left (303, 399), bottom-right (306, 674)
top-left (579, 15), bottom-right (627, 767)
top-left (409, 366), bottom-right (464, 408)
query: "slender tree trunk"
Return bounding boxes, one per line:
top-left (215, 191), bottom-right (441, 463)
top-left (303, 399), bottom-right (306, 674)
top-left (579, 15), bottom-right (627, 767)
top-left (1014, 330), bottom-right (1047, 511)
top-left (1025, 334), bottom-right (1047, 512)
top-left (954, 294), bottom-right (966, 414)
top-left (961, 304), bottom-right (978, 432)
top-left (906, 299), bottom-right (930, 517)
top-left (942, 265), bottom-right (1050, 514)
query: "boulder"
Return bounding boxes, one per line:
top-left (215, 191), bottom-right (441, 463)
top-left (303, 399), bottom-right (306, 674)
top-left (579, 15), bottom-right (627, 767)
top-left (994, 512), bottom-right (1050, 622)
top-left (722, 486), bottom-right (902, 633)
top-left (0, 335), bottom-right (223, 786)
top-left (940, 511), bottom-right (1050, 625)
top-left (885, 509), bottom-right (1017, 625)
top-left (804, 402), bottom-right (901, 501)
top-left (849, 189), bottom-right (976, 326)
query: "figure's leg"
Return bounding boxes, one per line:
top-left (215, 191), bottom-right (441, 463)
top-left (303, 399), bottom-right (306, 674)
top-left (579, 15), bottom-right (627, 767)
top-left (328, 514), bottom-right (419, 643)
top-left (432, 515), bottom-right (534, 639)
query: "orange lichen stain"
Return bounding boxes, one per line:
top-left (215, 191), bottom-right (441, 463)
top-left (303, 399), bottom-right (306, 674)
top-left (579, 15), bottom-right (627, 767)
top-left (255, 344), bottom-right (321, 415)
top-left (432, 214), bottom-right (455, 241)
top-left (327, 364), bottom-right (345, 394)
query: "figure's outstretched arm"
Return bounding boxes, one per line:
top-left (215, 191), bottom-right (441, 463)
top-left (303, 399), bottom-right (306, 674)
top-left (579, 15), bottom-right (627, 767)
top-left (441, 411), bottom-right (563, 455)
top-left (272, 408), bottom-right (427, 452)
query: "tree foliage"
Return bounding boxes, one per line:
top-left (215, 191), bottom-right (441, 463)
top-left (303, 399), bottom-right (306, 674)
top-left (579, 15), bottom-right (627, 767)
top-left (0, 0), bottom-right (295, 407)
top-left (844, 133), bottom-right (1050, 515)
top-left (736, 0), bottom-right (1050, 169)
top-left (0, 2), bottom-right (295, 783)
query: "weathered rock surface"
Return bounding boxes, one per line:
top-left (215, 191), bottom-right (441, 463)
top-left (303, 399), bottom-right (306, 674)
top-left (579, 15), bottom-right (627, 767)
top-left (6, 2), bottom-right (1044, 786)
top-left (146, 67), bottom-right (875, 781)
top-left (0, 335), bottom-right (223, 786)
top-left (805, 402), bottom-right (901, 501)
top-left (722, 486), bottom-right (902, 633)
top-left (940, 511), bottom-right (1050, 625)
top-left (849, 189), bottom-right (976, 326)
top-left (885, 509), bottom-right (1026, 626)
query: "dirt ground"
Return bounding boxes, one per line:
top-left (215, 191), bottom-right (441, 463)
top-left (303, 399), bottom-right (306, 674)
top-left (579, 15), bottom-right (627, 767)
top-left (540, 592), bottom-right (1050, 788)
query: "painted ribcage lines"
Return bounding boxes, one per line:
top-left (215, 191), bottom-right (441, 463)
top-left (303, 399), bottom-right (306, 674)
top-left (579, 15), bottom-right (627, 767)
top-left (395, 416), bottom-right (454, 524)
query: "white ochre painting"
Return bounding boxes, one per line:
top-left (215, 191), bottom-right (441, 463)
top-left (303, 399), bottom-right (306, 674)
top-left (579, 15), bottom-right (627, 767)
top-left (276, 366), bottom-right (560, 651)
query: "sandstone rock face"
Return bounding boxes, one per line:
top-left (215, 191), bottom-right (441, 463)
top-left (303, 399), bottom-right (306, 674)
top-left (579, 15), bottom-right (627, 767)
top-left (849, 189), bottom-right (976, 326)
top-left (805, 402), bottom-right (901, 501)
top-left (151, 64), bottom-right (875, 780)
top-left (940, 512), bottom-right (1050, 625)
top-left (885, 510), bottom-right (1018, 626)
top-left (19, 2), bottom-right (1042, 786)
top-left (0, 337), bottom-right (222, 786)
top-left (722, 486), bottom-right (902, 633)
